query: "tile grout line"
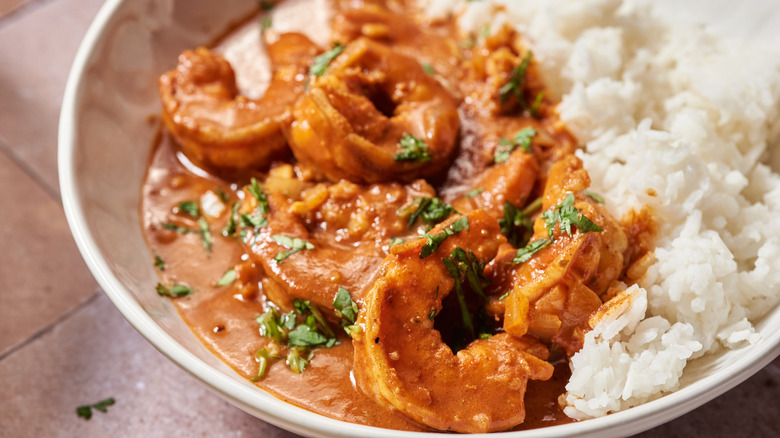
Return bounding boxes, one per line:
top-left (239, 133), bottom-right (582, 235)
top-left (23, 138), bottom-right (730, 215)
top-left (0, 134), bottom-right (62, 205)
top-left (0, 290), bottom-right (101, 362)
top-left (0, 0), bottom-right (60, 31)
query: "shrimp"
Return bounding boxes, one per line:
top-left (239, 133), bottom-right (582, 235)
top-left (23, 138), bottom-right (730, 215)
top-left (240, 165), bottom-right (436, 313)
top-left (500, 155), bottom-right (629, 355)
top-left (286, 38), bottom-right (460, 183)
top-left (158, 33), bottom-right (319, 171)
top-left (353, 210), bottom-right (554, 433)
top-left (452, 148), bottom-right (539, 220)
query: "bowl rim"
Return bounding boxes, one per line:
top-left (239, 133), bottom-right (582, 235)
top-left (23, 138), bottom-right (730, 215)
top-left (58, 0), bottom-right (780, 436)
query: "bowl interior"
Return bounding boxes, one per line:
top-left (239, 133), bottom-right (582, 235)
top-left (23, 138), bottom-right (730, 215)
top-left (59, 0), bottom-right (780, 437)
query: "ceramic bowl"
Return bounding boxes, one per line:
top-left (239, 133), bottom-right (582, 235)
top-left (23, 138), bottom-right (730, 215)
top-left (59, 0), bottom-right (780, 436)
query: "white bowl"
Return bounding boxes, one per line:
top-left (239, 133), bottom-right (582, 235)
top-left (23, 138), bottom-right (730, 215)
top-left (59, 0), bottom-right (780, 436)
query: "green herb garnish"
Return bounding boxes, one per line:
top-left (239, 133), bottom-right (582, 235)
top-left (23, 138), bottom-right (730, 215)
top-left (154, 254), bottom-right (165, 271)
top-left (310, 44), bottom-right (345, 77)
top-left (271, 235), bottom-right (315, 263)
top-left (177, 201), bottom-right (200, 218)
top-left (259, 0), bottom-right (274, 11)
top-left (465, 188), bottom-right (483, 198)
top-left (161, 222), bottom-right (195, 234)
top-left (494, 127), bottom-right (537, 163)
top-left (76, 398), bottom-right (115, 420)
top-left (584, 190), bottom-right (605, 204)
top-left (541, 193), bottom-right (603, 240)
top-left (286, 347), bottom-right (311, 373)
top-left (198, 217), bottom-right (212, 253)
top-left (511, 238), bottom-right (551, 265)
top-left (215, 268), bottom-right (237, 287)
top-left (333, 287), bottom-right (359, 324)
top-left (389, 237), bottom-right (404, 247)
top-left (419, 216), bottom-right (469, 258)
top-left (499, 50), bottom-right (533, 105)
top-left (250, 347), bottom-right (281, 381)
top-left (499, 202), bottom-right (534, 247)
top-left (156, 282), bottom-right (191, 298)
top-left (403, 197), bottom-right (455, 228)
top-left (394, 134), bottom-right (432, 163)
top-left (421, 63), bottom-right (435, 75)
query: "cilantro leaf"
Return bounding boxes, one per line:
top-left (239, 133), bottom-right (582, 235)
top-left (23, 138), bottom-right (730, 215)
top-left (156, 282), bottom-right (191, 297)
top-left (310, 44), bottom-right (345, 77)
top-left (419, 216), bottom-right (469, 258)
top-left (332, 287), bottom-right (359, 324)
top-left (76, 398), bottom-right (115, 420)
top-left (541, 193), bottom-right (603, 239)
top-left (286, 347), bottom-right (311, 373)
top-left (271, 235), bottom-right (315, 263)
top-left (499, 202), bottom-right (534, 247)
top-left (198, 217), bottom-right (212, 253)
top-left (403, 197), bottom-right (455, 227)
top-left (215, 268), bottom-right (237, 287)
top-left (177, 201), bottom-right (200, 218)
top-left (247, 178), bottom-right (269, 215)
top-left (499, 50), bottom-right (532, 104)
top-left (394, 134), bottom-right (432, 163)
top-left (161, 222), bottom-right (195, 234)
top-left (584, 190), bottom-right (605, 204)
top-left (288, 324), bottom-right (329, 347)
top-left (465, 188), bottom-right (483, 198)
top-left (511, 238), bottom-right (551, 265)
top-left (154, 254), bottom-right (165, 271)
top-left (389, 237), bottom-right (404, 247)
top-left (494, 127), bottom-right (537, 163)
top-left (421, 63), bottom-right (435, 75)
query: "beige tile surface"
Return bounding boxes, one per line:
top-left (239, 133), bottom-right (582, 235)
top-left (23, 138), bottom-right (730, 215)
top-left (0, 148), bottom-right (97, 357)
top-left (0, 0), bottom-right (104, 196)
top-left (0, 293), bottom-right (299, 438)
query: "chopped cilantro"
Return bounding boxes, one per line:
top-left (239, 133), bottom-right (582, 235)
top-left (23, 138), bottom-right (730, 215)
top-left (222, 203), bottom-right (240, 237)
top-left (389, 237), bottom-right (404, 247)
top-left (421, 63), bottom-right (435, 75)
top-left (332, 287), bottom-right (358, 324)
top-left (177, 201), bottom-right (200, 218)
top-left (216, 187), bottom-right (230, 203)
top-left (261, 16), bottom-right (272, 30)
top-left (394, 134), bottom-right (432, 163)
top-left (215, 268), bottom-right (237, 287)
top-left (154, 254), bottom-right (165, 271)
top-left (511, 238), bottom-right (551, 265)
top-left (494, 127), bottom-right (537, 163)
top-left (584, 190), bottom-right (605, 204)
top-left (465, 188), bottom-right (483, 198)
top-left (541, 193), bottom-right (603, 240)
top-left (259, 0), bottom-right (274, 11)
top-left (499, 50), bottom-right (533, 105)
top-left (286, 347), bottom-right (311, 373)
top-left (156, 282), bottom-right (191, 298)
top-left (499, 202), bottom-right (534, 247)
top-left (76, 398), bottom-right (115, 420)
top-left (310, 44), bottom-right (345, 77)
top-left (403, 197), bottom-right (455, 228)
top-left (247, 178), bottom-right (269, 215)
top-left (428, 309), bottom-right (436, 320)
top-left (288, 324), bottom-right (329, 347)
top-left (198, 217), bottom-right (212, 253)
top-left (240, 212), bottom-right (267, 229)
top-left (250, 347), bottom-right (281, 381)
top-left (420, 216), bottom-right (469, 258)
top-left (161, 222), bottom-right (195, 234)
top-left (271, 235), bottom-right (314, 263)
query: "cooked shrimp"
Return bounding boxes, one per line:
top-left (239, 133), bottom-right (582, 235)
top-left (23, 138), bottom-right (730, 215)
top-left (158, 33), bottom-right (319, 171)
top-left (354, 210), bottom-right (554, 433)
top-left (452, 147), bottom-right (539, 220)
top-left (500, 155), bottom-right (629, 355)
top-left (241, 165), bottom-right (436, 313)
top-left (286, 38), bottom-right (460, 183)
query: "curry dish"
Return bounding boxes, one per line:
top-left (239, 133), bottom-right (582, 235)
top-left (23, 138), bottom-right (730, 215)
top-left (142, 0), bottom-right (653, 433)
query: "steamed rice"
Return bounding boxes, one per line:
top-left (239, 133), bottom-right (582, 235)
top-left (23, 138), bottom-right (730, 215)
top-left (425, 0), bottom-right (780, 418)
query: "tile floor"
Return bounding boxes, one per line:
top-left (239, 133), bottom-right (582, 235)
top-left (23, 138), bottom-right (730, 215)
top-left (0, 0), bottom-right (777, 436)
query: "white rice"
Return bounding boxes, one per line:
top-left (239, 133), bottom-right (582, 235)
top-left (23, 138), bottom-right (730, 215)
top-left (424, 0), bottom-right (780, 418)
